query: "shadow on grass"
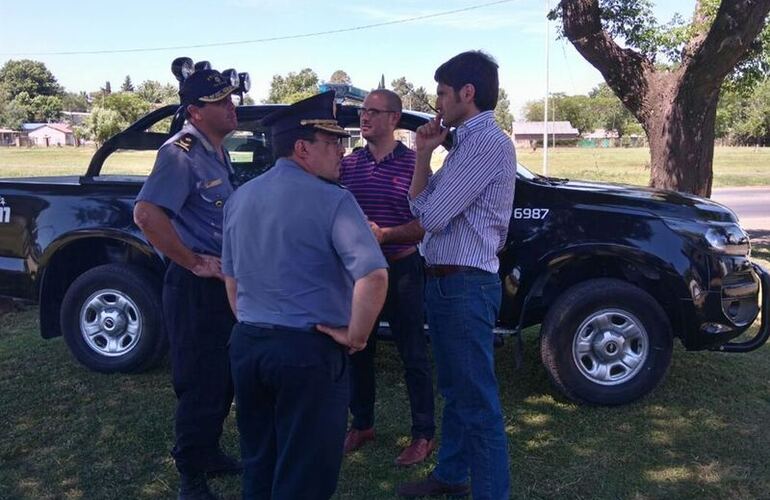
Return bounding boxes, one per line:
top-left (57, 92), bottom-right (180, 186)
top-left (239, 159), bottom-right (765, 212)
top-left (2, 308), bottom-right (770, 499)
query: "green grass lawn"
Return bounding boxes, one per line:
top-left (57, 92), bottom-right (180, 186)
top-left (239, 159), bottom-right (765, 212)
top-left (516, 147), bottom-right (770, 187)
top-left (1, 249), bottom-right (768, 499)
top-left (2, 146), bottom-right (770, 187)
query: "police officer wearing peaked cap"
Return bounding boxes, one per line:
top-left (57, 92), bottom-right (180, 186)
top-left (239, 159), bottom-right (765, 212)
top-left (222, 91), bottom-right (389, 499)
top-left (134, 68), bottom-right (241, 500)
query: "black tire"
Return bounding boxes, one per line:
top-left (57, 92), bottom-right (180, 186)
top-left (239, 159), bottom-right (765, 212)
top-left (60, 263), bottom-right (167, 373)
top-left (540, 278), bottom-right (673, 405)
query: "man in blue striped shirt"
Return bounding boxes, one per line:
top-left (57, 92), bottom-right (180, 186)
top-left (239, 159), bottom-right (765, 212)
top-left (398, 51), bottom-right (516, 500)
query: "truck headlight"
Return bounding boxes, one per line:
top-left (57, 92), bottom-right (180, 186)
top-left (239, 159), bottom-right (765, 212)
top-left (664, 219), bottom-right (751, 256)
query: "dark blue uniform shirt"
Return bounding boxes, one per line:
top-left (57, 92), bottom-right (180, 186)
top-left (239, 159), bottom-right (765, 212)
top-left (136, 123), bottom-right (234, 255)
top-left (222, 158), bottom-right (387, 329)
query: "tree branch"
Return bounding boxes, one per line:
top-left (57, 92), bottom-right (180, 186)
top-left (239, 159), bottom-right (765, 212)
top-left (559, 0), bottom-right (656, 121)
top-left (684, 0), bottom-right (770, 87)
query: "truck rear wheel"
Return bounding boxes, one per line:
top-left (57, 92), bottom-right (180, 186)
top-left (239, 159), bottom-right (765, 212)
top-left (61, 264), bottom-right (167, 373)
top-left (540, 278), bottom-right (673, 405)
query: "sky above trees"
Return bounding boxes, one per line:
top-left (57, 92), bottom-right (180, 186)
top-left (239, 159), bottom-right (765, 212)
top-left (0, 0), bottom-right (696, 117)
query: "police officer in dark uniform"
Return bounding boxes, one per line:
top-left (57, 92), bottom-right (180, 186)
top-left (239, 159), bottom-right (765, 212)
top-left (134, 69), bottom-right (241, 500)
top-left (222, 91), bottom-right (389, 500)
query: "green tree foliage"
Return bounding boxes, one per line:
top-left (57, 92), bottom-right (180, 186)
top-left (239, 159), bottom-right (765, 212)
top-left (264, 69), bottom-right (318, 104)
top-left (0, 60), bottom-right (64, 127)
top-left (523, 84), bottom-right (642, 137)
top-left (0, 98), bottom-right (29, 129)
top-left (121, 75), bottom-right (135, 92)
top-left (83, 107), bottom-right (124, 145)
top-left (0, 59), bottom-right (62, 99)
top-left (100, 92), bottom-right (151, 124)
top-left (390, 77), bottom-right (436, 113)
top-left (328, 70), bottom-right (352, 85)
top-left (101, 81), bottom-right (112, 95)
top-left (588, 84), bottom-right (639, 136)
top-left (2, 91), bottom-right (62, 124)
top-left (136, 80), bottom-right (178, 104)
top-left (717, 78), bottom-right (770, 145)
top-left (62, 91), bottom-right (90, 112)
top-left (494, 88), bottom-right (514, 132)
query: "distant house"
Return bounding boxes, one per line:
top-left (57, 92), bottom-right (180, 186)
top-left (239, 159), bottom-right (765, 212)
top-left (511, 121), bottom-right (579, 149)
top-left (0, 128), bottom-right (20, 146)
top-left (24, 123), bottom-right (77, 147)
top-left (580, 128), bottom-right (645, 148)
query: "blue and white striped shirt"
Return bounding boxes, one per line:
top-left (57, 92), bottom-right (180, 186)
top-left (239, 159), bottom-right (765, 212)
top-left (409, 111), bottom-right (516, 273)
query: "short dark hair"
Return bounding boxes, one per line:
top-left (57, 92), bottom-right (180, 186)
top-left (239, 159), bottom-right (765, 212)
top-left (434, 51), bottom-right (499, 111)
top-left (271, 128), bottom-right (317, 158)
top-left (184, 101), bottom-right (206, 119)
top-left (368, 89), bottom-right (402, 113)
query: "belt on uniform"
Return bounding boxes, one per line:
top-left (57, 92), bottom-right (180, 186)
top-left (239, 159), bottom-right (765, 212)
top-left (424, 265), bottom-right (482, 278)
top-left (241, 322), bottom-right (317, 333)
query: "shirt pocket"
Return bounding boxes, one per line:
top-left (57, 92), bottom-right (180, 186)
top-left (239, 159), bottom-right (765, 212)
top-left (198, 179), bottom-right (231, 209)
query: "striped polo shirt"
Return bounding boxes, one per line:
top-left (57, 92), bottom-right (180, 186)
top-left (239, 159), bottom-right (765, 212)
top-left (340, 142), bottom-right (417, 258)
top-left (409, 111), bottom-right (516, 273)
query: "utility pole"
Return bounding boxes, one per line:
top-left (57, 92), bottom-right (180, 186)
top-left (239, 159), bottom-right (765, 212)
top-left (543, 0), bottom-right (551, 176)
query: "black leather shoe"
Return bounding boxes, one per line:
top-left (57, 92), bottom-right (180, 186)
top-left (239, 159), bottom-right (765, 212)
top-left (203, 449), bottom-right (242, 477)
top-left (397, 473), bottom-right (470, 498)
top-left (178, 473), bottom-right (218, 500)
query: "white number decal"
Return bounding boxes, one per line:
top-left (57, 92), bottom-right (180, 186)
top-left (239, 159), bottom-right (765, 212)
top-left (513, 208), bottom-right (549, 220)
top-left (0, 196), bottom-right (9, 224)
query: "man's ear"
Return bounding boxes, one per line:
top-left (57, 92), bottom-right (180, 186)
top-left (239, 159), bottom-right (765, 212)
top-left (293, 138), bottom-right (308, 159)
top-left (186, 104), bottom-right (201, 122)
top-left (461, 84), bottom-right (476, 104)
top-left (390, 111), bottom-right (402, 128)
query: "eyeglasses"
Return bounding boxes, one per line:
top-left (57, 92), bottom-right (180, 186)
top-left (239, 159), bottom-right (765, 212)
top-left (357, 107), bottom-right (397, 118)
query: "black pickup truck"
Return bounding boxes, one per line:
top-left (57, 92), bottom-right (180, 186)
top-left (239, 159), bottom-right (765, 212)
top-left (1, 102), bottom-right (767, 406)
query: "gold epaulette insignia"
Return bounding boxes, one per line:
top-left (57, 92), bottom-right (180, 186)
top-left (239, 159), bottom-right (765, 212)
top-left (173, 134), bottom-right (196, 152)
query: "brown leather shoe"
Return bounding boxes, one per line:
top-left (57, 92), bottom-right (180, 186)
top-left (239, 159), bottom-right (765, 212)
top-left (395, 438), bottom-right (436, 466)
top-left (343, 427), bottom-right (375, 453)
top-left (396, 474), bottom-right (470, 498)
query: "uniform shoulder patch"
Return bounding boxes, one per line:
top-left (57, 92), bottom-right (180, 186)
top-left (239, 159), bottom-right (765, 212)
top-left (173, 133), bottom-right (197, 152)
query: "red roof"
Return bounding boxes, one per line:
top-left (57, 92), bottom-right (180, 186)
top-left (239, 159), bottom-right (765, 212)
top-left (46, 123), bottom-right (73, 134)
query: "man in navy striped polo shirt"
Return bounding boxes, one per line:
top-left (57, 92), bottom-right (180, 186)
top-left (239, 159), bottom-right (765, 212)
top-left (398, 51), bottom-right (516, 499)
top-left (339, 89), bottom-right (436, 466)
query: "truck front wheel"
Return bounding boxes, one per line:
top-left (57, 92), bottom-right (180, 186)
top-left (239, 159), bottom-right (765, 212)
top-left (60, 264), bottom-right (167, 373)
top-left (540, 278), bottom-right (673, 405)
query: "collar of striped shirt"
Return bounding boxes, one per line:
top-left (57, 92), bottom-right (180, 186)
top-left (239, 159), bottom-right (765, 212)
top-left (451, 110), bottom-right (496, 147)
top-left (362, 141), bottom-right (409, 163)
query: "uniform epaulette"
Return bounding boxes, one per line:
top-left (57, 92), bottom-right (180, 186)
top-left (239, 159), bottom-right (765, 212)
top-left (173, 133), bottom-right (196, 153)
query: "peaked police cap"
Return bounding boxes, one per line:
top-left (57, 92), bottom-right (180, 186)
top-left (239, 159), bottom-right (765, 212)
top-left (261, 91), bottom-right (349, 138)
top-left (179, 69), bottom-right (238, 106)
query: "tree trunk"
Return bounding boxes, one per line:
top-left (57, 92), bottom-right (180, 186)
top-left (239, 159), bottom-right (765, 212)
top-left (645, 74), bottom-right (720, 196)
top-left (559, 0), bottom-right (770, 198)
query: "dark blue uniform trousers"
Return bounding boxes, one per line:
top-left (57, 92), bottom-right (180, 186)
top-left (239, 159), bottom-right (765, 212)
top-left (163, 262), bottom-right (235, 475)
top-left (229, 323), bottom-right (349, 500)
top-left (349, 251), bottom-right (435, 439)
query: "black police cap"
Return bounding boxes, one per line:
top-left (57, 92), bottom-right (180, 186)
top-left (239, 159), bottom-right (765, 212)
top-left (179, 69), bottom-right (238, 106)
top-left (261, 91), bottom-right (349, 138)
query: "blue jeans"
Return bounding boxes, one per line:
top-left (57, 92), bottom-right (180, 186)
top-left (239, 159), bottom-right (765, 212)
top-left (426, 270), bottom-right (509, 500)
